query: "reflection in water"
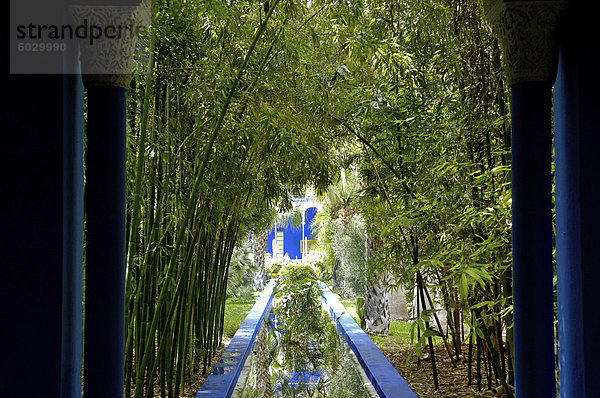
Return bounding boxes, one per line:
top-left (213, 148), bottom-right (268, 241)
top-left (211, 365), bottom-right (236, 375)
top-left (239, 265), bottom-right (377, 397)
top-left (240, 308), bottom-right (377, 397)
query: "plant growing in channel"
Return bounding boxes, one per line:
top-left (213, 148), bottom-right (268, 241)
top-left (274, 265), bottom-right (327, 355)
top-left (242, 262), bottom-right (371, 397)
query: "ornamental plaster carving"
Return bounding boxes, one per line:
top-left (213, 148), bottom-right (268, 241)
top-left (69, 1), bottom-right (151, 88)
top-left (483, 0), bottom-right (567, 85)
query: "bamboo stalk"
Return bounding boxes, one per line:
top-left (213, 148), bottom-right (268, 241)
top-left (467, 314), bottom-right (474, 386)
top-left (417, 271), bottom-right (439, 390)
top-left (133, 5), bottom-right (283, 393)
top-left (422, 280), bottom-right (457, 367)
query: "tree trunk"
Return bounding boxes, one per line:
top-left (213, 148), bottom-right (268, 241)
top-left (363, 234), bottom-right (390, 336)
top-left (252, 230), bottom-right (268, 291)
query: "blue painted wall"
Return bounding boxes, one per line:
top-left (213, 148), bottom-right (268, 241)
top-left (268, 224), bottom-right (302, 260)
top-left (305, 207), bottom-right (317, 237)
top-left (267, 205), bottom-right (319, 261)
top-left (284, 224), bottom-right (303, 260)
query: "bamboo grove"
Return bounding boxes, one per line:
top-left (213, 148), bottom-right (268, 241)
top-left (123, 0), bottom-right (335, 396)
top-left (121, 0), bottom-right (521, 396)
top-left (312, 0), bottom-right (516, 393)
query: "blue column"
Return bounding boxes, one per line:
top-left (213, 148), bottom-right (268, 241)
top-left (554, 10), bottom-right (600, 397)
top-left (0, 75), bottom-right (64, 398)
top-left (60, 14), bottom-right (85, 395)
top-left (61, 71), bottom-right (85, 397)
top-left (510, 81), bottom-right (556, 397)
top-left (83, 85), bottom-right (128, 398)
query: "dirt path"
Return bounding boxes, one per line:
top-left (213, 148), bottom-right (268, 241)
top-left (381, 344), bottom-right (501, 397)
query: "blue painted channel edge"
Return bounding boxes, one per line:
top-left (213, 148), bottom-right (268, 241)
top-left (318, 281), bottom-right (417, 398)
top-left (195, 279), bottom-right (276, 398)
top-left (197, 279), bottom-right (416, 398)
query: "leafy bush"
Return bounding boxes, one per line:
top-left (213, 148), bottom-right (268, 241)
top-left (226, 241), bottom-right (256, 298)
top-left (299, 250), bottom-right (328, 278)
top-left (270, 263), bottom-right (331, 382)
top-left (274, 264), bottom-right (326, 350)
top-left (267, 260), bottom-right (283, 276)
top-left (329, 217), bottom-right (366, 298)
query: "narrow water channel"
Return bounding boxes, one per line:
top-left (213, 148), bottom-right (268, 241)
top-left (235, 269), bottom-right (379, 397)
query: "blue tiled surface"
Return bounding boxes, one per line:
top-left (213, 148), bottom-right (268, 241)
top-left (195, 279), bottom-right (276, 398)
top-left (318, 281), bottom-right (417, 398)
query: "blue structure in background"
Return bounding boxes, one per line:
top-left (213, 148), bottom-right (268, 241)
top-left (285, 225), bottom-right (303, 260)
top-left (305, 207), bottom-right (318, 236)
top-left (268, 199), bottom-right (319, 261)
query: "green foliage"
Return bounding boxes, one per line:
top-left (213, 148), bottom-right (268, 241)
top-left (269, 263), bottom-right (330, 388)
top-left (313, 170), bottom-right (367, 298)
top-left (300, 0), bottom-right (514, 388)
top-left (125, 0), bottom-right (346, 394)
top-left (267, 260), bottom-right (283, 276)
top-left (322, 335), bottom-right (371, 398)
top-left (124, 0), bottom-right (517, 394)
top-left (227, 240), bottom-right (257, 298)
top-left (244, 264), bottom-right (371, 398)
top-left (300, 251), bottom-right (328, 279)
top-left (275, 264), bottom-right (322, 337)
top-left (355, 297), bottom-right (365, 322)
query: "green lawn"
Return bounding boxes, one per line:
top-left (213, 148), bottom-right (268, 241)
top-left (222, 292), bottom-right (260, 338)
top-left (339, 296), bottom-right (414, 350)
top-left (223, 290), bottom-right (430, 352)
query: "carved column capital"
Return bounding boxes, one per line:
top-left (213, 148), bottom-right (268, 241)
top-left (483, 0), bottom-right (567, 85)
top-left (69, 1), bottom-right (151, 89)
